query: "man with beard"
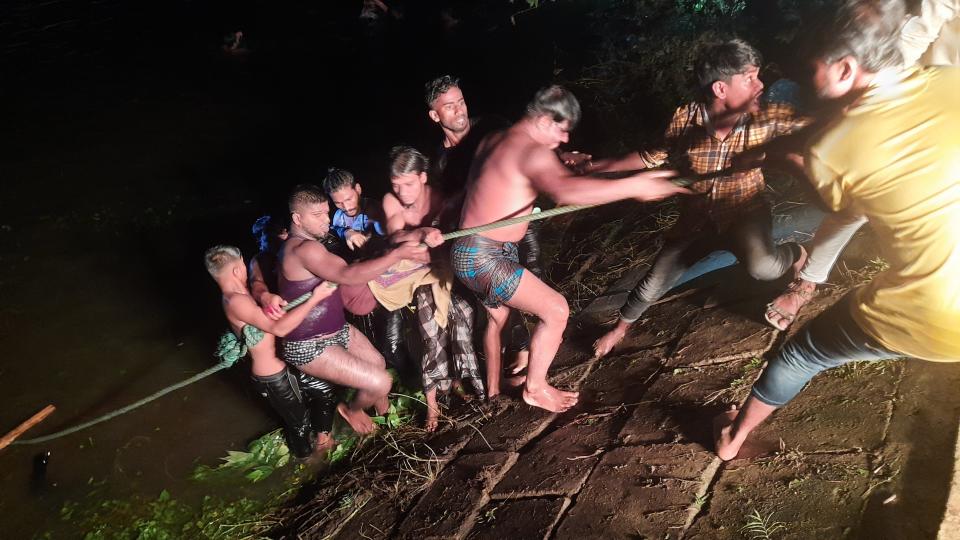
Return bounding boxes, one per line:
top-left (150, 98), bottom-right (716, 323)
top-left (589, 39), bottom-right (810, 358)
top-left (278, 184), bottom-right (429, 434)
top-left (714, 0), bottom-right (960, 461)
top-left (323, 168), bottom-right (386, 254)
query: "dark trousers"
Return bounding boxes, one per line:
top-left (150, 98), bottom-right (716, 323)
top-left (620, 209), bottom-right (800, 322)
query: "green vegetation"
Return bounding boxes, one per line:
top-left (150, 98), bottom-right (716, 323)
top-left (741, 508), bottom-right (787, 540)
top-left (51, 376), bottom-right (427, 539)
top-left (192, 429), bottom-right (290, 483)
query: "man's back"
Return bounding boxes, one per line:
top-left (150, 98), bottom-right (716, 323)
top-left (460, 126), bottom-right (541, 242)
top-left (807, 66), bottom-right (960, 360)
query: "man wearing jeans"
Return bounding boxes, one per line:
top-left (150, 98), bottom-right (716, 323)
top-left (715, 0), bottom-right (960, 461)
top-left (763, 0), bottom-right (959, 331)
top-left (590, 39), bottom-right (809, 358)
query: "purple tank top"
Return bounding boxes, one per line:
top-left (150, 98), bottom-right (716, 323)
top-left (279, 273), bottom-right (346, 341)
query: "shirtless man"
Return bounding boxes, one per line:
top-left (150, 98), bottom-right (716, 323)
top-left (279, 184), bottom-right (429, 434)
top-left (383, 145), bottom-right (483, 430)
top-left (204, 245), bottom-right (336, 457)
top-left (451, 86), bottom-right (689, 412)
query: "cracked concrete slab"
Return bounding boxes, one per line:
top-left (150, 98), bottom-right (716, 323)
top-left (396, 452), bottom-right (518, 540)
top-left (461, 401), bottom-right (557, 453)
top-left (685, 452), bottom-right (872, 539)
top-left (491, 415), bottom-right (617, 498)
top-left (553, 444), bottom-right (714, 539)
top-left (618, 359), bottom-right (758, 445)
top-left (577, 346), bottom-right (665, 409)
top-left (669, 299), bottom-right (777, 367)
top-left (750, 360), bottom-right (903, 455)
top-left (467, 497), bottom-right (570, 540)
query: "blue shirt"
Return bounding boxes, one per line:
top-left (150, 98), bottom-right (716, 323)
top-left (330, 198), bottom-right (385, 240)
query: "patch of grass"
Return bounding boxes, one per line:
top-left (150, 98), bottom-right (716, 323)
top-left (692, 493), bottom-right (709, 511)
top-left (741, 508), bottom-right (787, 540)
top-left (831, 360), bottom-right (892, 380)
top-left (838, 256), bottom-right (889, 286)
top-left (56, 489), bottom-right (276, 540)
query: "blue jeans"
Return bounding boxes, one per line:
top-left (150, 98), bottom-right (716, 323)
top-left (751, 293), bottom-right (900, 407)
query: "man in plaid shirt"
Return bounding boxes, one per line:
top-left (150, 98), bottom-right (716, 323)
top-left (590, 39), bottom-right (810, 358)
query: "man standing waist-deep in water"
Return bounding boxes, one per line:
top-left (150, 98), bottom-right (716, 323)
top-left (451, 86), bottom-right (689, 412)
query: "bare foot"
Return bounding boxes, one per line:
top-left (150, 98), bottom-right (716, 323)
top-left (713, 406), bottom-right (742, 461)
top-left (425, 407), bottom-right (440, 432)
top-left (374, 395), bottom-right (390, 416)
top-left (337, 403), bottom-right (376, 435)
top-left (506, 350), bottom-right (529, 375)
top-left (764, 278), bottom-right (816, 331)
top-left (314, 432), bottom-right (336, 453)
top-left (593, 322), bottom-right (629, 358)
top-left (522, 384), bottom-right (579, 412)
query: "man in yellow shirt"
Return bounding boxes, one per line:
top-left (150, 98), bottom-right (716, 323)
top-left (716, 0), bottom-right (960, 461)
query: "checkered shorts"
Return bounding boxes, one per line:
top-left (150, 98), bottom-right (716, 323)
top-left (451, 235), bottom-right (524, 308)
top-left (280, 324), bottom-right (351, 366)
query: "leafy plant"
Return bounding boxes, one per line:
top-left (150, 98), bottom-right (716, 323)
top-left (192, 429), bottom-right (290, 483)
top-left (741, 508), bottom-right (787, 540)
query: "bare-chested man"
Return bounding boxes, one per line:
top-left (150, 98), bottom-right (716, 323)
top-left (279, 184), bottom-right (429, 434)
top-left (383, 145), bottom-right (483, 430)
top-left (204, 245), bottom-right (336, 457)
top-left (451, 86), bottom-right (689, 412)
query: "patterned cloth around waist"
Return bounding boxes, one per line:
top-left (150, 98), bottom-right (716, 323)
top-left (281, 324), bottom-right (351, 366)
top-left (451, 235), bottom-right (524, 308)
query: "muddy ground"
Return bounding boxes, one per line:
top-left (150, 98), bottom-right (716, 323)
top-left (262, 213), bottom-right (960, 540)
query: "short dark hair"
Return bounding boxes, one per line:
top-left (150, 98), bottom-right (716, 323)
top-left (322, 168), bottom-right (357, 194)
top-left (525, 85), bottom-right (581, 128)
top-left (389, 145), bottom-right (430, 178)
top-left (695, 39), bottom-right (763, 100)
top-left (425, 75), bottom-right (461, 108)
top-left (288, 184), bottom-right (327, 213)
top-left (803, 0), bottom-right (904, 71)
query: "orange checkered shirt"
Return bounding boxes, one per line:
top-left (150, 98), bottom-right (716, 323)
top-left (640, 102), bottom-right (809, 235)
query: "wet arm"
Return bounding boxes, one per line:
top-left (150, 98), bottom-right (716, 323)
top-left (525, 148), bottom-right (677, 206)
top-left (298, 241), bottom-right (401, 285)
top-left (227, 292), bottom-right (325, 337)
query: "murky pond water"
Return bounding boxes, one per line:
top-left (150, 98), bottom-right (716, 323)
top-left (0, 6), bottom-right (585, 536)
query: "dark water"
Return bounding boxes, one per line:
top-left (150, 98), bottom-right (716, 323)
top-left (0, 2), bottom-right (600, 537)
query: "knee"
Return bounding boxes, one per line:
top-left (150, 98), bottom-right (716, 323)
top-left (745, 258), bottom-right (782, 281)
top-left (486, 309), bottom-right (509, 330)
top-left (541, 295), bottom-right (569, 325)
top-left (370, 370), bottom-right (393, 396)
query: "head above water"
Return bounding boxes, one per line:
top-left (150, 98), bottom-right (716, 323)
top-left (389, 145), bottom-right (430, 207)
top-left (204, 245), bottom-right (244, 280)
top-left (425, 75), bottom-right (469, 135)
top-left (323, 168), bottom-right (363, 217)
top-left (288, 184), bottom-right (331, 239)
top-left (695, 39), bottom-right (764, 112)
top-left (802, 0), bottom-right (905, 100)
top-left (526, 85), bottom-right (581, 149)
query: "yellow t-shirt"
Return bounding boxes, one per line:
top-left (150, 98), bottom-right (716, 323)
top-left (807, 66), bottom-right (960, 361)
